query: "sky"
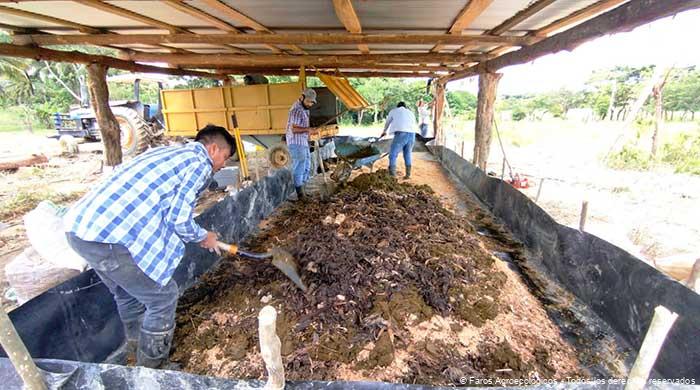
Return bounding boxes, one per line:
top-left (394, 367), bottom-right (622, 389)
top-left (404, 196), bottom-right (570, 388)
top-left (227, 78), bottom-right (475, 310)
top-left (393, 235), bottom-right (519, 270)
top-left (450, 8), bottom-right (700, 96)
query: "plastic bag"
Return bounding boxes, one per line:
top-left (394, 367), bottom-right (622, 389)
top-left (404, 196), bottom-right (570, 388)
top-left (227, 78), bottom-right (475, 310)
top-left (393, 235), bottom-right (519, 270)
top-left (23, 200), bottom-right (87, 271)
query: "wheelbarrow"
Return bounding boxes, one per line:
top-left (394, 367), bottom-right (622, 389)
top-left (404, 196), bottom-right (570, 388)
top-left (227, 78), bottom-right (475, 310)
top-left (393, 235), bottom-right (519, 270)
top-left (330, 138), bottom-right (387, 183)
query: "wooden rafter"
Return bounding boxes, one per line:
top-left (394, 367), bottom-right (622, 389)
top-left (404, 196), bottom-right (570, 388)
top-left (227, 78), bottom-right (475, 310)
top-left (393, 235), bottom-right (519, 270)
top-left (478, 1), bottom-right (629, 61)
top-left (0, 43), bottom-right (226, 79)
top-left (332, 0), bottom-right (370, 54)
top-left (444, 0), bottom-right (700, 83)
top-left (535, 0), bottom-right (629, 37)
top-left (457, 0), bottom-right (557, 53)
top-left (78, 0), bottom-right (186, 33)
top-left (161, 0), bottom-right (250, 54)
top-left (180, 63), bottom-right (456, 72)
top-left (432, 0), bottom-right (494, 53)
top-left (126, 52), bottom-right (487, 68)
top-left (15, 33), bottom-right (536, 47)
top-left (0, 5), bottom-right (100, 33)
top-left (214, 68), bottom-right (441, 78)
top-left (196, 0), bottom-right (303, 55)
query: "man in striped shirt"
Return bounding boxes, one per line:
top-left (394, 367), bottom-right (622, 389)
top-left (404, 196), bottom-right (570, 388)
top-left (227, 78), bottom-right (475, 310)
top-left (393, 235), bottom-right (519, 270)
top-left (64, 125), bottom-right (235, 368)
top-left (286, 88), bottom-right (319, 200)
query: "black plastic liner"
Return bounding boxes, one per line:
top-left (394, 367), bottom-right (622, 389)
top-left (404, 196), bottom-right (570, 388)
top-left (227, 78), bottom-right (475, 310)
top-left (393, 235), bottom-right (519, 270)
top-left (431, 145), bottom-right (700, 380)
top-left (0, 168), bottom-right (294, 363)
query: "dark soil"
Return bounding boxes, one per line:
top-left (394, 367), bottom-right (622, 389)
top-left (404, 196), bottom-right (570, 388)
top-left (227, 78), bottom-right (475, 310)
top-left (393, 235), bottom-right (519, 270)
top-left (171, 170), bottom-right (581, 385)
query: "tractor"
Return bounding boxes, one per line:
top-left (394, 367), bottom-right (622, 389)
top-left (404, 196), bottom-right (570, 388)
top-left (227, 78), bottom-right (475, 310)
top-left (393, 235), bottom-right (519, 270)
top-left (53, 73), bottom-right (167, 156)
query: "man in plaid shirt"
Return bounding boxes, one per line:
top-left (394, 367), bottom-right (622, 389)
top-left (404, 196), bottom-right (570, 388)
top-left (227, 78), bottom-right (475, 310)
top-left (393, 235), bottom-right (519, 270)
top-left (64, 125), bottom-right (235, 368)
top-left (286, 88), bottom-right (319, 200)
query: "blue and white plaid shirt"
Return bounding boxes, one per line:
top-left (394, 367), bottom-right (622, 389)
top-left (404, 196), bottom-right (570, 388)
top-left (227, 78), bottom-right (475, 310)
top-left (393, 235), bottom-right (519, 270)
top-left (64, 142), bottom-right (212, 285)
top-left (285, 100), bottom-right (310, 146)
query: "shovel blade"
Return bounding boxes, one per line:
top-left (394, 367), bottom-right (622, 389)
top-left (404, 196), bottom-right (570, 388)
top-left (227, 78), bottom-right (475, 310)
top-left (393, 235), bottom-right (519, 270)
top-left (271, 248), bottom-right (308, 292)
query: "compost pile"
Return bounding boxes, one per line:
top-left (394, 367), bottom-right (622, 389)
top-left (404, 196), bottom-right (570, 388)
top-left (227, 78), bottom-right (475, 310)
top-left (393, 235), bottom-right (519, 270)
top-left (172, 170), bottom-right (583, 385)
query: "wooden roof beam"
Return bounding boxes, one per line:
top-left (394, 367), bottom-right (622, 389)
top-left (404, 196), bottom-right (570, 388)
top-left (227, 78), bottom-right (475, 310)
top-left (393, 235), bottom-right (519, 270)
top-left (332, 0), bottom-right (370, 54)
top-left (161, 0), bottom-right (250, 54)
top-left (127, 52), bottom-right (487, 67)
top-left (197, 0), bottom-right (304, 55)
top-left (78, 0), bottom-right (186, 34)
top-left (457, 0), bottom-right (557, 54)
top-left (0, 5), bottom-right (101, 33)
top-left (0, 43), bottom-right (226, 79)
top-left (15, 33), bottom-right (537, 47)
top-left (444, 0), bottom-right (700, 83)
top-left (214, 68), bottom-right (440, 78)
top-left (432, 0), bottom-right (494, 53)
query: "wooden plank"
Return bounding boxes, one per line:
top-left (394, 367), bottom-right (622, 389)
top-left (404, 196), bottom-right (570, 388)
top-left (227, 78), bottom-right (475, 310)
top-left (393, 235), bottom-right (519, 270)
top-left (536, 0), bottom-right (629, 37)
top-left (196, 0), bottom-right (297, 54)
top-left (445, 0), bottom-right (700, 82)
top-left (127, 52), bottom-right (486, 67)
top-left (79, 0), bottom-right (186, 33)
top-left (17, 32), bottom-right (535, 46)
top-left (433, 0), bottom-right (494, 52)
top-left (0, 5), bottom-right (101, 33)
top-left (0, 43), bottom-right (227, 79)
top-left (456, 0), bottom-right (557, 53)
top-left (332, 0), bottom-right (370, 54)
top-left (213, 69), bottom-right (441, 78)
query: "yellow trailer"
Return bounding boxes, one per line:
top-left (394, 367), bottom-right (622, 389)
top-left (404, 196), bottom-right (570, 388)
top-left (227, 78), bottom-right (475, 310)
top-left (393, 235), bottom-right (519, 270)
top-left (162, 74), bottom-right (366, 145)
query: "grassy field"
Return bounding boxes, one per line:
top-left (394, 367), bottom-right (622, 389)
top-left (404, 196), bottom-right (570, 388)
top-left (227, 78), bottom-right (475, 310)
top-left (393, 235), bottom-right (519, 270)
top-left (0, 107), bottom-right (53, 134)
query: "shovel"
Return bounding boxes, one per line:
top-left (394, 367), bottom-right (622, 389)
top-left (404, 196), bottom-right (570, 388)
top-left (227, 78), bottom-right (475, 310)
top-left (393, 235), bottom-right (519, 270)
top-left (216, 241), bottom-right (308, 292)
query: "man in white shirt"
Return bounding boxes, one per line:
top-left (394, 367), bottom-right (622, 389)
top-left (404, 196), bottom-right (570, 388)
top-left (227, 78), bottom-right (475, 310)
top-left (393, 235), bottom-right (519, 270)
top-left (417, 99), bottom-right (432, 138)
top-left (380, 101), bottom-right (418, 179)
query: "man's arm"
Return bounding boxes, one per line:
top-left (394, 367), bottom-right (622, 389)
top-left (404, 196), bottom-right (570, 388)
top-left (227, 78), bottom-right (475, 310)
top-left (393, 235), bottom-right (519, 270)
top-left (289, 106), bottom-right (318, 134)
top-left (381, 112), bottom-right (393, 136)
top-left (167, 161), bottom-right (210, 243)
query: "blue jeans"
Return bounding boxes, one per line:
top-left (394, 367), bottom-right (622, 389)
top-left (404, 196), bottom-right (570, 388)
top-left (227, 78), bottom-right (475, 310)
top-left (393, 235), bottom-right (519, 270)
top-left (389, 131), bottom-right (416, 170)
top-left (66, 233), bottom-right (179, 333)
top-left (288, 143), bottom-right (311, 187)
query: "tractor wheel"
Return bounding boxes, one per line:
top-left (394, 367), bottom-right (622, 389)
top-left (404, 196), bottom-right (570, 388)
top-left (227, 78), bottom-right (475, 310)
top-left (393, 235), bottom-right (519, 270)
top-left (113, 106), bottom-right (150, 157)
top-left (269, 144), bottom-right (291, 168)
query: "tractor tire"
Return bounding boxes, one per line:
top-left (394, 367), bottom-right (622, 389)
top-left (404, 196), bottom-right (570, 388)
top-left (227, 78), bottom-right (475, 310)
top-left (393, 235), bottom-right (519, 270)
top-left (113, 106), bottom-right (150, 157)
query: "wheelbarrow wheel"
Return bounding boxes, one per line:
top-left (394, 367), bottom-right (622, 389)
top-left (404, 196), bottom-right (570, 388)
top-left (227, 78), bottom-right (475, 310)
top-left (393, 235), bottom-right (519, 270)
top-left (269, 144), bottom-right (291, 168)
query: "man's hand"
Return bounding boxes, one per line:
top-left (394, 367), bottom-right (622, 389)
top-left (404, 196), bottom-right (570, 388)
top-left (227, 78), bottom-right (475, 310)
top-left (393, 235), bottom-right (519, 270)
top-left (200, 231), bottom-right (220, 255)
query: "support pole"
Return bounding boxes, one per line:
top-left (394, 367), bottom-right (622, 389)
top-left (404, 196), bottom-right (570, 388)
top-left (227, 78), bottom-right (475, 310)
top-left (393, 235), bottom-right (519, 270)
top-left (625, 259), bottom-right (700, 390)
top-left (473, 72), bottom-right (502, 171)
top-left (432, 80), bottom-right (446, 146)
top-left (258, 305), bottom-right (284, 390)
top-left (535, 178), bottom-right (545, 203)
top-left (0, 303), bottom-right (47, 390)
top-left (579, 200), bottom-right (589, 232)
top-left (86, 63), bottom-right (122, 167)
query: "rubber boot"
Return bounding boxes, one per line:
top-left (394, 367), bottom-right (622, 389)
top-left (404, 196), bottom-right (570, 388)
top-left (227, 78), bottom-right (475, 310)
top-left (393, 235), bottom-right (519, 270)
top-left (123, 316), bottom-right (143, 363)
top-left (403, 165), bottom-right (412, 179)
top-left (137, 327), bottom-right (175, 369)
top-left (389, 165), bottom-right (397, 177)
top-left (295, 186), bottom-right (307, 201)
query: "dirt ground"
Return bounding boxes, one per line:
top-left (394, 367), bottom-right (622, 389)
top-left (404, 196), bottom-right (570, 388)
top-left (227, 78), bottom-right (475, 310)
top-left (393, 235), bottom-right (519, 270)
top-left (170, 152), bottom-right (627, 385)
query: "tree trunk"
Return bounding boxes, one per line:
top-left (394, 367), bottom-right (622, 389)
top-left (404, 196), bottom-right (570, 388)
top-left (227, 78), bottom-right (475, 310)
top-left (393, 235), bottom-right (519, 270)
top-left (87, 63), bottom-right (122, 166)
top-left (357, 110), bottom-right (364, 125)
top-left (373, 109), bottom-right (378, 124)
top-left (432, 81), bottom-right (445, 145)
top-left (651, 84), bottom-right (663, 158)
top-left (607, 82), bottom-right (617, 121)
top-left (692, 111), bottom-right (695, 121)
top-left (473, 72), bottom-right (502, 171)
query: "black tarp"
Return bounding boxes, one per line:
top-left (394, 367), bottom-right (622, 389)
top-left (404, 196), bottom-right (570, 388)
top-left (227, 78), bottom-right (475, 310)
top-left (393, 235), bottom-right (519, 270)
top-left (431, 145), bottom-right (700, 380)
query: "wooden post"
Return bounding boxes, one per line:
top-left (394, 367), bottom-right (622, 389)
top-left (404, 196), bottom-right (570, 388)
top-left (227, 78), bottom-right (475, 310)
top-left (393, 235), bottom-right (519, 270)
top-left (87, 63), bottom-right (122, 166)
top-left (500, 157), bottom-right (505, 180)
top-left (579, 200), bottom-right (589, 232)
top-left (460, 141), bottom-right (465, 158)
top-left (625, 259), bottom-right (700, 390)
top-left (258, 305), bottom-right (284, 390)
top-left (473, 72), bottom-right (502, 171)
top-left (535, 178), bottom-right (545, 203)
top-left (0, 303), bottom-right (47, 390)
top-left (432, 81), bottom-right (446, 147)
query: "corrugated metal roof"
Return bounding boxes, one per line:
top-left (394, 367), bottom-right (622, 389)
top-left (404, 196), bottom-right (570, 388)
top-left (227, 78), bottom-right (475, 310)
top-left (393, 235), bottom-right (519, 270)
top-left (0, 0), bottom-right (651, 76)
